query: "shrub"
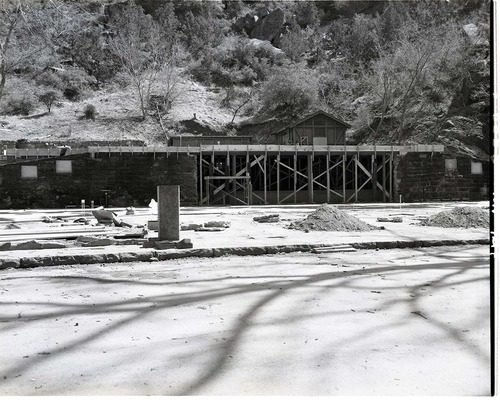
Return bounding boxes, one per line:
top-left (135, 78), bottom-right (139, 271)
top-left (0, 78), bottom-right (38, 116)
top-left (259, 64), bottom-right (319, 117)
top-left (83, 104), bottom-right (96, 120)
top-left (190, 36), bottom-right (285, 87)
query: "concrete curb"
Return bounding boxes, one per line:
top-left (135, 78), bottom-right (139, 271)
top-left (0, 238), bottom-right (490, 270)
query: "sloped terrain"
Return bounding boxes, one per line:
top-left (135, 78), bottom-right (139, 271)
top-left (0, 72), bottom-right (239, 145)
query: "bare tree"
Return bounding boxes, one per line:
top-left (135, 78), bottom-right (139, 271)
top-left (0, 1), bottom-right (93, 100)
top-left (108, 4), bottom-right (180, 121)
top-left (0, 0), bottom-right (22, 99)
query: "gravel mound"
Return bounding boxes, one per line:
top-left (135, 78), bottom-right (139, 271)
top-left (289, 204), bottom-right (378, 232)
top-left (421, 206), bottom-right (489, 228)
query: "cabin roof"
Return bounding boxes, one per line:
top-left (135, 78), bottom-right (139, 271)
top-left (273, 110), bottom-right (351, 136)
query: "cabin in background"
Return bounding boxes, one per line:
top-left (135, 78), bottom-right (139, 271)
top-left (274, 111), bottom-right (350, 146)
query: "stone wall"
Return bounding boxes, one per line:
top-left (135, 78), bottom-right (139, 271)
top-left (0, 154), bottom-right (198, 208)
top-left (395, 152), bottom-right (489, 202)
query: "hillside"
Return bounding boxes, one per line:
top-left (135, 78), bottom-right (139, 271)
top-left (0, 0), bottom-right (491, 159)
top-left (0, 71), bottom-right (238, 144)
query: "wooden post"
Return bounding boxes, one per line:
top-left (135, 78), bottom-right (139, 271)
top-left (263, 154), bottom-right (267, 205)
top-left (390, 148), bottom-right (394, 202)
top-left (209, 154), bottom-right (214, 204)
top-left (308, 154), bottom-right (313, 204)
top-left (342, 153), bottom-right (346, 203)
top-left (246, 150), bottom-right (250, 204)
top-left (277, 155), bottom-right (280, 204)
top-left (382, 155), bottom-right (387, 203)
top-left (371, 154), bottom-right (377, 202)
top-left (354, 155), bottom-right (358, 203)
top-left (157, 185), bottom-right (180, 241)
top-left (326, 153), bottom-right (330, 204)
top-left (199, 152), bottom-right (203, 205)
top-left (293, 154), bottom-right (297, 204)
top-left (224, 154), bottom-right (230, 205)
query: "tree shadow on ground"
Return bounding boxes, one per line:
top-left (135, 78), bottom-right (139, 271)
top-left (0, 248), bottom-right (490, 395)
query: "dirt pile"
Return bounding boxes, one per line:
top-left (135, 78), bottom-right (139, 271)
top-left (421, 206), bottom-right (489, 228)
top-left (289, 204), bottom-right (378, 232)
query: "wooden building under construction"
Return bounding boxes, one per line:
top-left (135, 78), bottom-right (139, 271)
top-left (0, 111), bottom-right (489, 208)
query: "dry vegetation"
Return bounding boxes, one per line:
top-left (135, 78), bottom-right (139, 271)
top-left (0, 0), bottom-right (490, 155)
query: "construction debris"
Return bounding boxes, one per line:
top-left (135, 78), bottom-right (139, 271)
top-left (421, 206), bottom-right (489, 228)
top-left (42, 216), bottom-right (68, 223)
top-left (204, 221), bottom-right (231, 228)
top-left (143, 238), bottom-right (193, 250)
top-left (73, 218), bottom-right (91, 224)
top-left (81, 238), bottom-right (116, 247)
top-left (377, 217), bottom-right (403, 223)
top-left (312, 245), bottom-right (357, 253)
top-left (253, 214), bottom-right (280, 223)
top-left (289, 204), bottom-right (378, 232)
top-left (11, 240), bottom-right (67, 250)
top-left (114, 228), bottom-right (146, 239)
top-left (92, 207), bottom-right (133, 228)
top-left (181, 224), bottom-right (203, 231)
top-left (195, 227), bottom-right (226, 232)
top-left (147, 220), bottom-right (158, 231)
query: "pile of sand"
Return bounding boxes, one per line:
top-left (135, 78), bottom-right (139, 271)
top-left (421, 206), bottom-right (489, 228)
top-left (289, 204), bottom-right (378, 232)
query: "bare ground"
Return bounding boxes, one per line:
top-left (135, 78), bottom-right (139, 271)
top-left (0, 245), bottom-right (491, 396)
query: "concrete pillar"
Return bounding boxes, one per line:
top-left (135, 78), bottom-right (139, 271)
top-left (157, 185), bottom-right (180, 241)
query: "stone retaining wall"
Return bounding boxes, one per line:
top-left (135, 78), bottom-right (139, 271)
top-left (0, 154), bottom-right (197, 208)
top-left (395, 153), bottom-right (489, 202)
top-left (0, 238), bottom-right (489, 270)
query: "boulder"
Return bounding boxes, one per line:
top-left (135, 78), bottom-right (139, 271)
top-left (463, 23), bottom-right (488, 46)
top-left (232, 13), bottom-right (257, 35)
top-left (250, 8), bottom-right (285, 42)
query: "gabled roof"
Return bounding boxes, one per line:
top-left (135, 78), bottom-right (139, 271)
top-left (274, 110), bottom-right (351, 135)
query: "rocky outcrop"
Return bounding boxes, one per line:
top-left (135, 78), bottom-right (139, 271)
top-left (250, 8), bottom-right (285, 42)
top-left (232, 8), bottom-right (286, 46)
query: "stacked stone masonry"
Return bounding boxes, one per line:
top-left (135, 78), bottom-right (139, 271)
top-left (0, 154), bottom-right (197, 208)
top-left (396, 153), bottom-right (489, 202)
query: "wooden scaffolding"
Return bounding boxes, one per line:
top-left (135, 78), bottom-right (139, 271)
top-left (2, 144), bottom-right (443, 205)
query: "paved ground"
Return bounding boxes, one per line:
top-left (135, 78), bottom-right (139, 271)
top-left (0, 245), bottom-right (491, 396)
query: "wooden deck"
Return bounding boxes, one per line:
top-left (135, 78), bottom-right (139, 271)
top-left (2, 144), bottom-right (444, 160)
